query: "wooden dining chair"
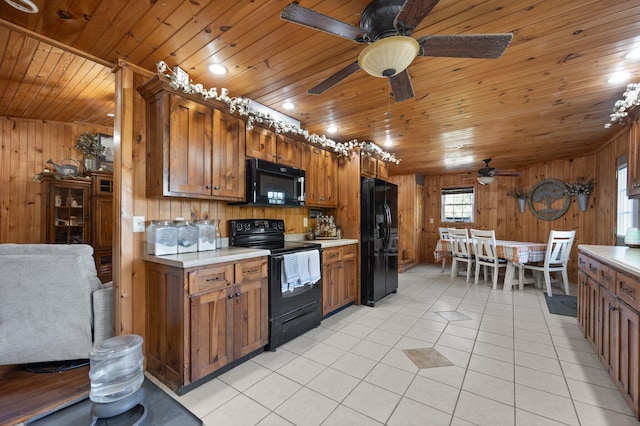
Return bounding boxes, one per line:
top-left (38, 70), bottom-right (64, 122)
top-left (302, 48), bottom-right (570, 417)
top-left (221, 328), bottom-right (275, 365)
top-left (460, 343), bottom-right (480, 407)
top-left (522, 230), bottom-right (576, 297)
top-left (471, 229), bottom-right (507, 289)
top-left (448, 228), bottom-right (474, 282)
top-left (438, 227), bottom-right (452, 272)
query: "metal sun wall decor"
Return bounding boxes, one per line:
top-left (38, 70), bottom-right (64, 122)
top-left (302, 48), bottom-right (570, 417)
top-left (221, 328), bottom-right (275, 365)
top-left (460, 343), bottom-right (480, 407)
top-left (528, 178), bottom-right (572, 221)
top-left (156, 61), bottom-right (400, 164)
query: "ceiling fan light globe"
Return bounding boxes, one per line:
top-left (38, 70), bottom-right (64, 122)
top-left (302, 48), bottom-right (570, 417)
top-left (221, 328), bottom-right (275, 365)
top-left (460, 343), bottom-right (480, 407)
top-left (358, 36), bottom-right (419, 78)
top-left (477, 176), bottom-right (497, 185)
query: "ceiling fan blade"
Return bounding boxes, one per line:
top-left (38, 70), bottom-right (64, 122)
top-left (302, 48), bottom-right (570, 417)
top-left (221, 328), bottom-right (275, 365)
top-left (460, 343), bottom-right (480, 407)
top-left (494, 171), bottom-right (522, 176)
top-left (389, 69), bottom-right (415, 102)
top-left (394, 0), bottom-right (441, 36)
top-left (418, 33), bottom-right (513, 58)
top-left (308, 61), bottom-right (361, 95)
top-left (281, 3), bottom-right (365, 42)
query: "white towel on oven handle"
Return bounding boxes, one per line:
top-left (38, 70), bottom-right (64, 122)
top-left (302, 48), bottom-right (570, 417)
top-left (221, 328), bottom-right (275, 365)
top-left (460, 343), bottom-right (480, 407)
top-left (297, 251), bottom-right (311, 287)
top-left (308, 250), bottom-right (321, 285)
top-left (282, 253), bottom-right (299, 289)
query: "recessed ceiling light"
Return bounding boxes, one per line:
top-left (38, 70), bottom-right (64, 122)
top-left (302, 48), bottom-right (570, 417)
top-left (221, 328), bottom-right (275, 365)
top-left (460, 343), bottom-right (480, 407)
top-left (4, 0), bottom-right (38, 13)
top-left (608, 71), bottom-right (631, 84)
top-left (208, 63), bottom-right (227, 75)
top-left (282, 102), bottom-right (295, 110)
top-left (626, 49), bottom-right (640, 60)
top-left (327, 125), bottom-right (337, 133)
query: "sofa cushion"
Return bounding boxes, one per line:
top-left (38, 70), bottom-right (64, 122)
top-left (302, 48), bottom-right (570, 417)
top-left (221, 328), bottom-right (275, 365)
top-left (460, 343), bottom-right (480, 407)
top-left (0, 245), bottom-right (97, 364)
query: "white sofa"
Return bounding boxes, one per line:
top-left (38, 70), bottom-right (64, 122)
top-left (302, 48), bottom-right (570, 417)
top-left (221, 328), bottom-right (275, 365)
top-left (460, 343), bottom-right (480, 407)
top-left (0, 244), bottom-right (114, 365)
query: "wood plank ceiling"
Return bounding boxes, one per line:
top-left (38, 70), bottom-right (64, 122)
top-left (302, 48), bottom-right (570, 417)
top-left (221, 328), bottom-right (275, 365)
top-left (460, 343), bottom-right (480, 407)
top-left (0, 0), bottom-right (639, 177)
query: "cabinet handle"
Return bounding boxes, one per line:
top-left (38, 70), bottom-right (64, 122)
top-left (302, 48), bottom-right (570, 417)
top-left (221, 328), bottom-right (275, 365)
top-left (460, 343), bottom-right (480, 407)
top-left (600, 273), bottom-right (611, 282)
top-left (578, 259), bottom-right (585, 265)
top-left (235, 292), bottom-right (241, 297)
top-left (205, 184), bottom-right (212, 189)
top-left (206, 276), bottom-right (221, 282)
top-left (339, 263), bottom-right (345, 269)
top-left (580, 279), bottom-right (587, 286)
top-left (608, 304), bottom-right (617, 311)
top-left (588, 264), bottom-right (597, 272)
top-left (227, 294), bottom-right (234, 299)
top-left (620, 286), bottom-right (633, 295)
top-left (214, 185), bottom-right (220, 190)
top-left (245, 268), bottom-right (258, 273)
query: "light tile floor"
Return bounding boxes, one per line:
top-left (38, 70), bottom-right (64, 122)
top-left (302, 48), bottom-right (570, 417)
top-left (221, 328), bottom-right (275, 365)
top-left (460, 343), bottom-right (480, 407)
top-left (148, 264), bottom-right (638, 425)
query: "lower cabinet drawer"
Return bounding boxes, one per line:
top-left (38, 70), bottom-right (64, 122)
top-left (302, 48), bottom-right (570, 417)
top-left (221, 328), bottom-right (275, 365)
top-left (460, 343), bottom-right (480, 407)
top-left (323, 247), bottom-right (341, 264)
top-left (236, 258), bottom-right (266, 283)
top-left (617, 271), bottom-right (640, 311)
top-left (578, 253), bottom-right (600, 280)
top-left (189, 264), bottom-right (234, 294)
top-left (341, 244), bottom-right (357, 260)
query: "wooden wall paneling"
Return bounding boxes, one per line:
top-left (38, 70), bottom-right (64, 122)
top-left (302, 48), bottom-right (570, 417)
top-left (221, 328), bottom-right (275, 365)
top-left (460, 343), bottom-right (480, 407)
top-left (0, 117), bottom-right (111, 244)
top-left (390, 174), bottom-right (417, 271)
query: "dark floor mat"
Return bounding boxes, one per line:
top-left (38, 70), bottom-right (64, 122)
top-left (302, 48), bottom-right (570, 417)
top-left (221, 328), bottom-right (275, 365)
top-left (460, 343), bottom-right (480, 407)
top-left (26, 379), bottom-right (201, 426)
top-left (544, 293), bottom-right (577, 317)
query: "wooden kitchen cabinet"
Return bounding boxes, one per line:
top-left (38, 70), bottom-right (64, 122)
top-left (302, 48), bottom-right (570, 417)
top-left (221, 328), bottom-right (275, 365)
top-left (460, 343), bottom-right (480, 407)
top-left (90, 172), bottom-right (113, 283)
top-left (577, 270), bottom-right (598, 351)
top-left (321, 244), bottom-right (357, 316)
top-left (41, 176), bottom-right (91, 245)
top-left (617, 301), bottom-right (640, 413)
top-left (145, 256), bottom-right (268, 394)
top-left (578, 248), bottom-right (640, 418)
top-left (139, 76), bottom-right (246, 201)
top-left (302, 144), bottom-right (338, 207)
top-left (246, 125), bottom-right (302, 168)
top-left (360, 154), bottom-right (389, 179)
top-left (598, 286), bottom-right (618, 377)
top-left (628, 116), bottom-right (640, 198)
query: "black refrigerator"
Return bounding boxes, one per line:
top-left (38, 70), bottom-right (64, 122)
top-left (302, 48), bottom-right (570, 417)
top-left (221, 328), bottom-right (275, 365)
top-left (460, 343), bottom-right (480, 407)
top-left (361, 177), bottom-right (398, 306)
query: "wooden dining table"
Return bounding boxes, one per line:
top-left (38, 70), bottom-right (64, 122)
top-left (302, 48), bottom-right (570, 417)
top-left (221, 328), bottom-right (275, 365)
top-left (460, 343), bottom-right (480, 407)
top-left (434, 238), bottom-right (548, 291)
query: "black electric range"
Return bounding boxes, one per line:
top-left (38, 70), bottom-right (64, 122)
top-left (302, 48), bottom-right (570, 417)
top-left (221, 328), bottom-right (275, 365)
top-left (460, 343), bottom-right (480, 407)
top-left (228, 219), bottom-right (322, 350)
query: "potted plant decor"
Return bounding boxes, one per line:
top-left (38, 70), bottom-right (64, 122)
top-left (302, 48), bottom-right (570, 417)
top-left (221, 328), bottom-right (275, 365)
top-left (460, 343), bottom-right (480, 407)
top-left (507, 187), bottom-right (528, 213)
top-left (74, 131), bottom-right (105, 171)
top-left (565, 176), bottom-right (595, 212)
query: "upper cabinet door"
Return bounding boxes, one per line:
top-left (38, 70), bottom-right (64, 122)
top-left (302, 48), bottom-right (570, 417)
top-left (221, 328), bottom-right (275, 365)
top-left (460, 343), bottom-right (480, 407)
top-left (302, 144), bottom-right (337, 207)
top-left (211, 109), bottom-right (246, 200)
top-left (275, 135), bottom-right (302, 168)
top-left (628, 117), bottom-right (640, 198)
top-left (245, 125), bottom-right (301, 168)
top-left (245, 125), bottom-right (276, 161)
top-left (169, 95), bottom-right (213, 196)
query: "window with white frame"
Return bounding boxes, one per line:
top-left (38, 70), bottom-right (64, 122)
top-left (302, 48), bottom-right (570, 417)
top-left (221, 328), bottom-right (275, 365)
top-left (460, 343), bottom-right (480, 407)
top-left (442, 187), bottom-right (475, 223)
top-left (617, 154), bottom-right (640, 245)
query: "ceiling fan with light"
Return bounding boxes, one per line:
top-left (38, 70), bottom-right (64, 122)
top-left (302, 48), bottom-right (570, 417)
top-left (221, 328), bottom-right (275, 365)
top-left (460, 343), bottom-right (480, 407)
top-left (280, 0), bottom-right (513, 102)
top-left (476, 158), bottom-right (521, 185)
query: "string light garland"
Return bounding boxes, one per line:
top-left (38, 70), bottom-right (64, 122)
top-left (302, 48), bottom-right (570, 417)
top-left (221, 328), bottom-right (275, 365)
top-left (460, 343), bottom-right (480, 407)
top-left (605, 83), bottom-right (640, 128)
top-left (156, 61), bottom-right (400, 164)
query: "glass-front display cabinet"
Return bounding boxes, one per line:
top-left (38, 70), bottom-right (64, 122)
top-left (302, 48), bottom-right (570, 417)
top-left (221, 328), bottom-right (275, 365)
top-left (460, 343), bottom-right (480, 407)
top-left (41, 176), bottom-right (91, 244)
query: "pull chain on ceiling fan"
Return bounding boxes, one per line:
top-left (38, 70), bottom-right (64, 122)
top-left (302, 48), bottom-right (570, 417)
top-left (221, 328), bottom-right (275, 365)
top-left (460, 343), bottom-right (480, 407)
top-left (280, 0), bottom-right (513, 103)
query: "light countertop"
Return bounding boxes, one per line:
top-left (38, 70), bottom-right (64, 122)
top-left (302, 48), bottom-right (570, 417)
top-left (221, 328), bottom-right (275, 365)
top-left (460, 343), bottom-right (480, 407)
top-left (578, 245), bottom-right (640, 276)
top-left (313, 238), bottom-right (358, 248)
top-left (143, 247), bottom-right (270, 268)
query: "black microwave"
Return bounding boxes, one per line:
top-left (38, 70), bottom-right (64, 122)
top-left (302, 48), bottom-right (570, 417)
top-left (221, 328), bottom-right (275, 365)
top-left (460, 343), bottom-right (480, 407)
top-left (243, 158), bottom-right (305, 206)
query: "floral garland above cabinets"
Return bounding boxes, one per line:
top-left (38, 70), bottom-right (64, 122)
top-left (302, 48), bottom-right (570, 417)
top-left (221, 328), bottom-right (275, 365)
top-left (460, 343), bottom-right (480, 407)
top-left (156, 61), bottom-right (400, 164)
